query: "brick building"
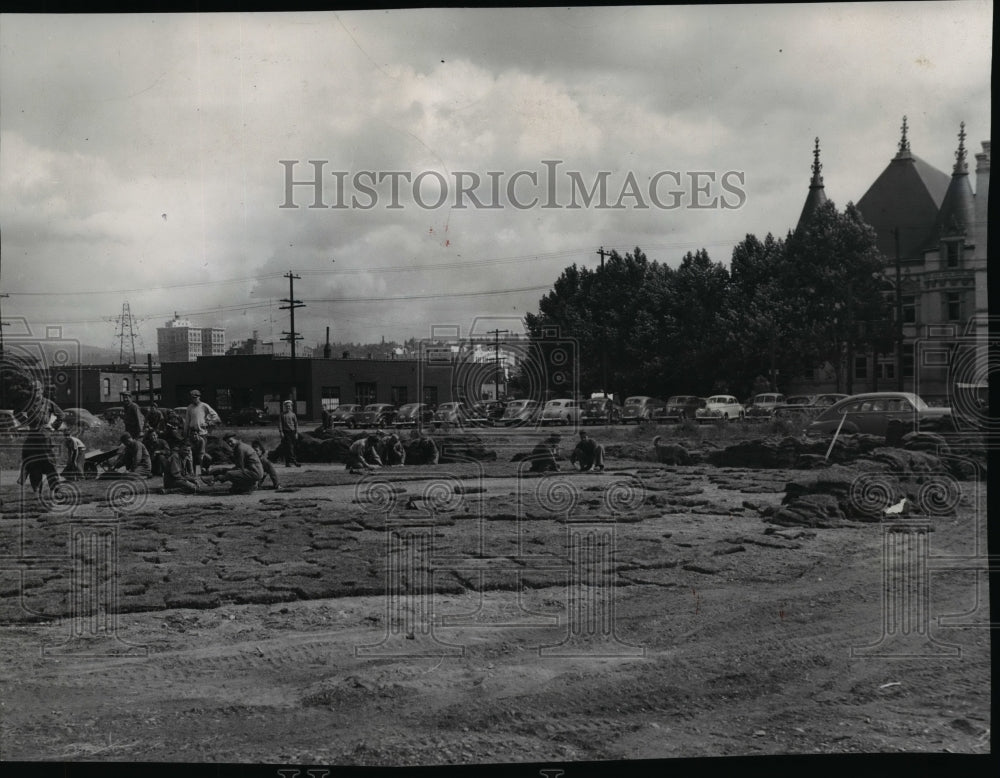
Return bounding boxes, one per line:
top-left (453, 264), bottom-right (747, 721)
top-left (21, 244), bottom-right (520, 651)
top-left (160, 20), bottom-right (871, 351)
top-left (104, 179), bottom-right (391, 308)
top-left (160, 354), bottom-right (460, 420)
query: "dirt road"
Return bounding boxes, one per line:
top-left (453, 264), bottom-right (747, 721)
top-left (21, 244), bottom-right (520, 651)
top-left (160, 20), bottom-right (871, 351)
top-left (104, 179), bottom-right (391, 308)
top-left (0, 446), bottom-right (991, 765)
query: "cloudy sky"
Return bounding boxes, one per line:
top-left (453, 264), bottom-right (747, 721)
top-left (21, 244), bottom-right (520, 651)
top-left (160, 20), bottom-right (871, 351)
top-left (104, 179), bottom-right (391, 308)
top-left (0, 3), bottom-right (992, 357)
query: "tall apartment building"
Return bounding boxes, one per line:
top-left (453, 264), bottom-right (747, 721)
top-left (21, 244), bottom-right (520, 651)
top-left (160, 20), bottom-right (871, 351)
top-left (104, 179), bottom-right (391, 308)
top-left (157, 314), bottom-right (226, 363)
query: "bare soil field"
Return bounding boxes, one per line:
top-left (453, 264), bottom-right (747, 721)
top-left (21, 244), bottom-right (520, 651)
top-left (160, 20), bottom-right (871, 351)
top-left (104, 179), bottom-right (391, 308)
top-left (0, 427), bottom-right (991, 770)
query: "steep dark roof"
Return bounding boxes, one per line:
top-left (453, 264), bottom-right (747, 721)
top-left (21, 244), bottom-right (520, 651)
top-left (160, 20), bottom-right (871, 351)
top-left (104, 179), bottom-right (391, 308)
top-left (855, 153), bottom-right (950, 259)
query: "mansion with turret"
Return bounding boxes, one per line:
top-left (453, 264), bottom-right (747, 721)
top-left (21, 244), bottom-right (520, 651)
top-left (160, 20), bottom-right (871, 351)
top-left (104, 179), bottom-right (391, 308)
top-left (788, 119), bottom-right (989, 407)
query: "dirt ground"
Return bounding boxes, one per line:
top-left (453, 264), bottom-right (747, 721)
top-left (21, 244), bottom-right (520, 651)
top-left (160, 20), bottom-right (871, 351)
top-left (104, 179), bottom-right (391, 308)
top-left (0, 428), bottom-right (991, 767)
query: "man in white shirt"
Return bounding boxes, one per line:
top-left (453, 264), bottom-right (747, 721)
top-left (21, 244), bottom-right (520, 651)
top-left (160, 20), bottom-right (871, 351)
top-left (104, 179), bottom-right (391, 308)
top-left (182, 389), bottom-right (220, 476)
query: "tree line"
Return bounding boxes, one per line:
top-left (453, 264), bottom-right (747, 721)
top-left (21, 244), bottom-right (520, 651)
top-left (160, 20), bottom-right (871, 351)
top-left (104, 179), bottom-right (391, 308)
top-left (519, 200), bottom-right (896, 401)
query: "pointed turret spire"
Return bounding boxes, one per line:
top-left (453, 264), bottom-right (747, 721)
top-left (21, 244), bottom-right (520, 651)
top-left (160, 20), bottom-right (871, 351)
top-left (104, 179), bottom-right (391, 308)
top-left (797, 137), bottom-right (829, 229)
top-left (953, 121), bottom-right (968, 174)
top-left (810, 137), bottom-right (824, 186)
top-left (895, 115), bottom-right (912, 159)
top-left (932, 121), bottom-right (975, 241)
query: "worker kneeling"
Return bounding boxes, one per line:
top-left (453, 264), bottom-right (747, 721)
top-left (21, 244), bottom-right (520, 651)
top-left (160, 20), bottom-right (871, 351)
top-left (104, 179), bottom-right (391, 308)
top-left (203, 433), bottom-right (265, 495)
top-left (570, 430), bottom-right (605, 472)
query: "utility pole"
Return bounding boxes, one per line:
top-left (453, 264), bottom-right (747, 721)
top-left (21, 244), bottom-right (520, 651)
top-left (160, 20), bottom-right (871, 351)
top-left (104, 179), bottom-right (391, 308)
top-left (846, 281), bottom-right (854, 395)
top-left (280, 271), bottom-right (305, 406)
top-left (146, 353), bottom-right (155, 406)
top-left (893, 227), bottom-right (904, 391)
top-left (487, 328), bottom-right (510, 400)
top-left (597, 247), bottom-right (610, 398)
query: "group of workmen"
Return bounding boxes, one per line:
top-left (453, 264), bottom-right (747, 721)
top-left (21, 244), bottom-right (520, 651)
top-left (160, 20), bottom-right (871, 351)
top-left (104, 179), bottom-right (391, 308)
top-left (16, 382), bottom-right (608, 501)
top-left (17, 388), bottom-right (284, 498)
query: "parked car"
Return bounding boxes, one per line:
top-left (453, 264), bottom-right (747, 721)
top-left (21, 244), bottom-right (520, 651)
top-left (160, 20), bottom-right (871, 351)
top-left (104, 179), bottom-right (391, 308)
top-left (805, 392), bottom-right (954, 437)
top-left (103, 406), bottom-right (125, 424)
top-left (745, 393), bottom-right (787, 420)
top-left (580, 397), bottom-right (623, 425)
top-left (622, 396), bottom-right (665, 424)
top-left (655, 395), bottom-right (706, 423)
top-left (394, 403), bottom-right (434, 428)
top-left (774, 393), bottom-right (849, 420)
top-left (540, 398), bottom-right (583, 426)
top-left (353, 403), bottom-right (397, 429)
top-left (330, 404), bottom-right (363, 427)
top-left (695, 395), bottom-right (745, 423)
top-left (225, 408), bottom-right (268, 426)
top-left (469, 400), bottom-right (507, 426)
top-left (63, 408), bottom-right (104, 430)
top-left (500, 399), bottom-right (541, 426)
top-left (433, 401), bottom-right (471, 428)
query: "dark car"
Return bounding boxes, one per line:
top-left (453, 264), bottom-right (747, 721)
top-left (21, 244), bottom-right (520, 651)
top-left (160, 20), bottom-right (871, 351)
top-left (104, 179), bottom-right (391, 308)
top-left (353, 403), bottom-right (397, 429)
top-left (433, 402), bottom-right (470, 428)
top-left (805, 392), bottom-right (954, 437)
top-left (394, 402), bottom-right (434, 428)
top-left (226, 408), bottom-right (268, 426)
top-left (468, 400), bottom-right (506, 427)
top-left (655, 395), bottom-right (706, 423)
top-left (774, 393), bottom-right (849, 421)
top-left (103, 406), bottom-right (125, 424)
top-left (63, 407), bottom-right (105, 430)
top-left (499, 399), bottom-right (541, 427)
top-left (330, 404), bottom-right (363, 427)
top-left (622, 396), bottom-right (665, 424)
top-left (580, 397), bottom-right (623, 425)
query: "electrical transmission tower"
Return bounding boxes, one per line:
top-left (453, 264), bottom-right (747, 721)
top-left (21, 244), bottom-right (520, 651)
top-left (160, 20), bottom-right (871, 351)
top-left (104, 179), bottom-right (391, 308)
top-left (115, 301), bottom-right (139, 364)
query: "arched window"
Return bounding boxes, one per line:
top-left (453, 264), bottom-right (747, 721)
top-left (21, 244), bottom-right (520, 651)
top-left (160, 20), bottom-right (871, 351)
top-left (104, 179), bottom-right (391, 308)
top-left (103, 378), bottom-right (111, 397)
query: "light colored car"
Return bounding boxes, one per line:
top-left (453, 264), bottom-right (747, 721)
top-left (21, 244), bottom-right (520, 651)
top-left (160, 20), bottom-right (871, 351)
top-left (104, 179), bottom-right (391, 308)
top-left (540, 398), bottom-right (583, 426)
top-left (805, 392), bottom-right (954, 437)
top-left (63, 407), bottom-right (104, 430)
top-left (695, 395), bottom-right (745, 423)
top-left (622, 396), bottom-right (665, 424)
top-left (745, 393), bottom-right (787, 420)
top-left (500, 399), bottom-right (540, 426)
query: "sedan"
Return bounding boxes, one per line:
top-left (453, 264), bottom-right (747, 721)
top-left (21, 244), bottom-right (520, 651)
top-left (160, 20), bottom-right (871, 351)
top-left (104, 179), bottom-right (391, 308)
top-left (744, 393), bottom-right (787, 420)
top-left (774, 393), bottom-right (849, 420)
top-left (622, 396), bottom-right (665, 424)
top-left (63, 407), bottom-right (104, 430)
top-left (695, 395), bottom-right (745, 423)
top-left (353, 403), bottom-right (397, 429)
top-left (655, 395), bottom-right (706, 423)
top-left (330, 404), bottom-right (363, 427)
top-left (805, 392), bottom-right (954, 437)
top-left (500, 399), bottom-right (540, 427)
top-left (394, 403), bottom-right (434, 428)
top-left (540, 398), bottom-right (583, 426)
top-left (225, 408), bottom-right (268, 426)
top-left (433, 402), bottom-right (471, 428)
top-left (580, 397), bottom-right (623, 425)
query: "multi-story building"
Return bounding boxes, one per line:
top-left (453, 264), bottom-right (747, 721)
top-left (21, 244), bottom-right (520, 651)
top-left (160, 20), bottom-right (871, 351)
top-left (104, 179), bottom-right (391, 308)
top-left (789, 120), bottom-right (989, 404)
top-left (156, 314), bottom-right (226, 362)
